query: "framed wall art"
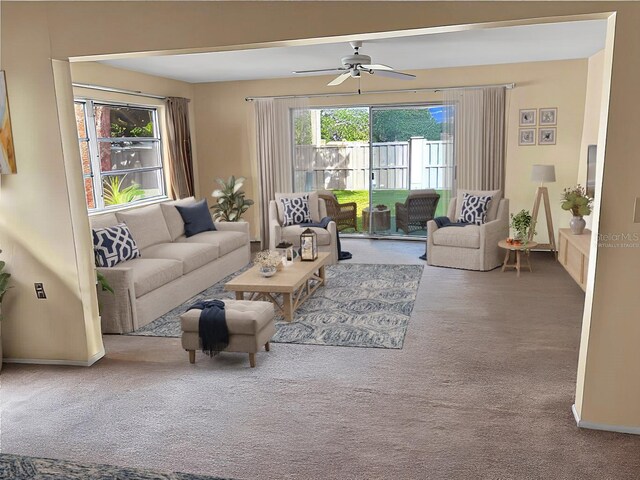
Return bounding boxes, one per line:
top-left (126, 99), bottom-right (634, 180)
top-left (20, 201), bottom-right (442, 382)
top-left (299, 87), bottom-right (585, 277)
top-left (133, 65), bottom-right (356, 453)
top-left (539, 107), bottom-right (557, 126)
top-left (539, 128), bottom-right (557, 145)
top-left (519, 128), bottom-right (536, 146)
top-left (519, 109), bottom-right (536, 126)
top-left (0, 71), bottom-right (17, 174)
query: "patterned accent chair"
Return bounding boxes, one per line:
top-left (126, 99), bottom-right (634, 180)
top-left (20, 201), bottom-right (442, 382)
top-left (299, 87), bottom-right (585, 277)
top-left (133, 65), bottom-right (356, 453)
top-left (317, 190), bottom-right (358, 232)
top-left (395, 189), bottom-right (440, 234)
top-left (426, 190), bottom-right (509, 271)
top-left (269, 191), bottom-right (338, 265)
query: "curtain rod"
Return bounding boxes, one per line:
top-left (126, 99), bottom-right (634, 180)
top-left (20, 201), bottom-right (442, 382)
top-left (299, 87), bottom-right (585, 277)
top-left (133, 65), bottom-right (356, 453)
top-left (72, 82), bottom-right (167, 100)
top-left (244, 82), bottom-right (515, 101)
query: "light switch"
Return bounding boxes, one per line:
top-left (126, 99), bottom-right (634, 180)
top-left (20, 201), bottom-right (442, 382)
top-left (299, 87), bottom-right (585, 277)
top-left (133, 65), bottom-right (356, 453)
top-left (635, 198), bottom-right (640, 223)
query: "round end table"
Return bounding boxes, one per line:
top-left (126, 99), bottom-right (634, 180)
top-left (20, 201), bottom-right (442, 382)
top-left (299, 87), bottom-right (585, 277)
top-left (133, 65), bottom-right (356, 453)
top-left (498, 239), bottom-right (538, 277)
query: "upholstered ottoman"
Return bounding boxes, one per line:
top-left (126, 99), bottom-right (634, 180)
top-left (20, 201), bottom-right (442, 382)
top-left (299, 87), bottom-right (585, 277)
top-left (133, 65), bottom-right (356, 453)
top-left (180, 300), bottom-right (275, 367)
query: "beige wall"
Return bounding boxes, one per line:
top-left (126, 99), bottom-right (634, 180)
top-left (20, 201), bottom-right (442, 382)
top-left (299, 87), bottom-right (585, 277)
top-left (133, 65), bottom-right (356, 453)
top-left (193, 59), bottom-right (588, 243)
top-left (0, 1), bottom-right (638, 431)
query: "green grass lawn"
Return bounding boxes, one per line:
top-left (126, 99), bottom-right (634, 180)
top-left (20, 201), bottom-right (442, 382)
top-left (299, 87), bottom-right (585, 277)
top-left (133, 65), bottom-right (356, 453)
top-left (332, 189), bottom-right (449, 233)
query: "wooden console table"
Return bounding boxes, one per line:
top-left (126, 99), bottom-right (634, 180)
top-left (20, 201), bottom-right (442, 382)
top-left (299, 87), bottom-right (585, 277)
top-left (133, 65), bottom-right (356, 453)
top-left (557, 228), bottom-right (591, 291)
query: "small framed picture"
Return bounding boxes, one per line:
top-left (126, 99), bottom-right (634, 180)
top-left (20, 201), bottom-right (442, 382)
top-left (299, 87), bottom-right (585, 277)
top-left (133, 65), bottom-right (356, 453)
top-left (519, 109), bottom-right (536, 126)
top-left (539, 107), bottom-right (557, 126)
top-left (539, 128), bottom-right (556, 145)
top-left (519, 128), bottom-right (536, 146)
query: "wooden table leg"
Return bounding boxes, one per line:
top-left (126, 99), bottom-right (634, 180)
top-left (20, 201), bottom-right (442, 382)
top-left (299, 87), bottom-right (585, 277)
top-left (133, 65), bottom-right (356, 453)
top-left (318, 265), bottom-right (326, 285)
top-left (516, 250), bottom-right (521, 277)
top-left (188, 350), bottom-right (195, 364)
top-left (282, 292), bottom-right (294, 322)
top-left (235, 291), bottom-right (244, 300)
top-left (249, 353), bottom-right (256, 368)
top-left (502, 249), bottom-right (510, 272)
top-left (526, 250), bottom-right (533, 272)
top-left (265, 342), bottom-right (270, 351)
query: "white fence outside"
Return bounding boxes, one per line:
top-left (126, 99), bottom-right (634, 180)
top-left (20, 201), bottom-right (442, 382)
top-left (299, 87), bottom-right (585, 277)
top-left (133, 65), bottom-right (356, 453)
top-left (294, 138), bottom-right (453, 192)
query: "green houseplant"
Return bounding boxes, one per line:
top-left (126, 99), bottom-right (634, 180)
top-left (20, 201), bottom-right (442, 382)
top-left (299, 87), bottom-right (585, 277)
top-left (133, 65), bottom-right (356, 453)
top-left (103, 175), bottom-right (144, 206)
top-left (510, 209), bottom-right (536, 245)
top-left (210, 176), bottom-right (254, 221)
top-left (561, 185), bottom-right (592, 235)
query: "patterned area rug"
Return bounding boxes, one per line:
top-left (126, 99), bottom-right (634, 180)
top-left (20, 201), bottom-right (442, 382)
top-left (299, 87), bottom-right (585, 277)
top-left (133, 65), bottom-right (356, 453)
top-left (0, 453), bottom-right (230, 479)
top-left (128, 263), bottom-right (423, 349)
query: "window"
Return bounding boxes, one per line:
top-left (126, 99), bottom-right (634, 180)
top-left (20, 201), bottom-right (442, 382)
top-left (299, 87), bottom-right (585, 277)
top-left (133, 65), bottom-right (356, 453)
top-left (74, 100), bottom-right (166, 212)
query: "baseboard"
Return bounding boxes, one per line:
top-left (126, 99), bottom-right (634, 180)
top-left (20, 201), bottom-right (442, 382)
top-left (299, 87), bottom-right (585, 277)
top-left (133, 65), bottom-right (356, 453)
top-left (572, 404), bottom-right (640, 435)
top-left (3, 348), bottom-right (105, 367)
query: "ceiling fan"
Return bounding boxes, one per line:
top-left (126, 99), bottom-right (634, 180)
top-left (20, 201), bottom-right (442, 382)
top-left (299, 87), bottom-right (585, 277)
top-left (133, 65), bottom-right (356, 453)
top-left (293, 41), bottom-right (416, 86)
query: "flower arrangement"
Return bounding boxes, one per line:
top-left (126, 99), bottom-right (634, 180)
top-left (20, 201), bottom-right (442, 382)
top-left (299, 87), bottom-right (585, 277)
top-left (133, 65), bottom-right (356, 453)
top-left (254, 250), bottom-right (282, 269)
top-left (509, 209), bottom-right (536, 244)
top-left (561, 185), bottom-right (593, 217)
top-left (211, 176), bottom-right (254, 221)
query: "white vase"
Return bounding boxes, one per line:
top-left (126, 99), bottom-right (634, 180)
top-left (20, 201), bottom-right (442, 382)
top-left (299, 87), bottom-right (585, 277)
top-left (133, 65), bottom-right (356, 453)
top-left (570, 215), bottom-right (586, 235)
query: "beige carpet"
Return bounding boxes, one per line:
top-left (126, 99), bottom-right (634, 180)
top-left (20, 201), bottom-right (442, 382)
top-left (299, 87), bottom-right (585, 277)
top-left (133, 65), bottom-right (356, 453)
top-left (2, 239), bottom-right (640, 479)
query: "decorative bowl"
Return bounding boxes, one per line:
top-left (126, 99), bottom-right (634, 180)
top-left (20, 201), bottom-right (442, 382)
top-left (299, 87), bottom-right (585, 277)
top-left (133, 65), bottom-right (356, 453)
top-left (259, 266), bottom-right (277, 278)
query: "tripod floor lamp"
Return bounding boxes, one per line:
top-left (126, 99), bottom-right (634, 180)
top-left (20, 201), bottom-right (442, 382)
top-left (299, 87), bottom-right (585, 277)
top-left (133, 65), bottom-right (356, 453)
top-left (530, 164), bottom-right (557, 256)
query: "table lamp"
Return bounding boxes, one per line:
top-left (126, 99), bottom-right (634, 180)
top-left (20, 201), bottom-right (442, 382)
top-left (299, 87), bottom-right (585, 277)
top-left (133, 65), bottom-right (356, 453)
top-left (530, 164), bottom-right (557, 256)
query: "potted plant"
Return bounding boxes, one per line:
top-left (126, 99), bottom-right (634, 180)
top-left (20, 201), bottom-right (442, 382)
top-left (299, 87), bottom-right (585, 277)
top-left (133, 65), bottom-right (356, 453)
top-left (210, 176), bottom-right (254, 221)
top-left (509, 209), bottom-right (536, 246)
top-left (561, 185), bottom-right (592, 235)
top-left (0, 259), bottom-right (11, 373)
top-left (254, 250), bottom-right (282, 277)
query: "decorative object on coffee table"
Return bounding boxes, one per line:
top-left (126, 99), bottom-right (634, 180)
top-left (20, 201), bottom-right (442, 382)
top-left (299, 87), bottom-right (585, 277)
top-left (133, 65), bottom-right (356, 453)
top-left (254, 250), bottom-right (282, 277)
top-left (561, 184), bottom-right (592, 235)
top-left (530, 164), bottom-right (556, 255)
top-left (300, 228), bottom-right (318, 261)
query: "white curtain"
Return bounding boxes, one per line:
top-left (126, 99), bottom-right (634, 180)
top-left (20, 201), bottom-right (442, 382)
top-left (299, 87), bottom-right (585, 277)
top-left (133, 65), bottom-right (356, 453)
top-left (442, 86), bottom-right (506, 194)
top-left (254, 97), bottom-right (309, 247)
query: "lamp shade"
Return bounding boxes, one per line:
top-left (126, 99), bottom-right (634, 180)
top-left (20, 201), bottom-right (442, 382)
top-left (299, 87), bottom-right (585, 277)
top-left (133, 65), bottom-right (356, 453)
top-left (531, 164), bottom-right (556, 183)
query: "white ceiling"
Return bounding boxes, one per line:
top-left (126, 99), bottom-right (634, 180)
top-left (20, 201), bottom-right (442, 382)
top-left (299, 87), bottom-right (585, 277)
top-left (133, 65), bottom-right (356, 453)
top-left (99, 19), bottom-right (607, 84)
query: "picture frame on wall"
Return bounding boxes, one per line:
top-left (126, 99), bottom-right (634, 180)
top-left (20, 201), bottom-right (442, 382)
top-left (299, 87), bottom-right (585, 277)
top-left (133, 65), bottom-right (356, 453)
top-left (0, 71), bottom-right (17, 175)
top-left (519, 109), bottom-right (536, 126)
top-left (539, 107), bottom-right (558, 126)
top-left (519, 128), bottom-right (536, 146)
top-left (539, 128), bottom-right (557, 145)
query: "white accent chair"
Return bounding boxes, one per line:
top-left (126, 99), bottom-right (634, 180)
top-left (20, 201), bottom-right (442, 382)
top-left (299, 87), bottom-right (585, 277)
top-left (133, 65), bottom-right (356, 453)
top-left (427, 190), bottom-right (509, 271)
top-left (269, 191), bottom-right (338, 265)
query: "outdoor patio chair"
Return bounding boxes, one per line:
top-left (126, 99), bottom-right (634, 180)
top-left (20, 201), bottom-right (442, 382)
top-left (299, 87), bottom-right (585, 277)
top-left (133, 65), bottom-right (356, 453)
top-left (318, 190), bottom-right (358, 232)
top-left (395, 189), bottom-right (440, 234)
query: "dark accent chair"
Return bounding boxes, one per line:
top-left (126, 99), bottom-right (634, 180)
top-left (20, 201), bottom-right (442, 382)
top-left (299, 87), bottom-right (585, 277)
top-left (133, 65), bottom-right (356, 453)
top-left (318, 191), bottom-right (358, 232)
top-left (395, 189), bottom-right (440, 234)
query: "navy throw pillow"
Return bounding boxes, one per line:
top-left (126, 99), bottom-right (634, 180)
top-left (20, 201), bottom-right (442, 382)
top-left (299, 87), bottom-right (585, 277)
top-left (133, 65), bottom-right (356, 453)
top-left (176, 199), bottom-right (216, 237)
top-left (92, 223), bottom-right (140, 267)
top-left (460, 193), bottom-right (493, 225)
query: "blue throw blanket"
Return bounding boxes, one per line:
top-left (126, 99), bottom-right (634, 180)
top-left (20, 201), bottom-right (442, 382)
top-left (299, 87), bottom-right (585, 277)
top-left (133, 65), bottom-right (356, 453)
top-left (434, 216), bottom-right (470, 228)
top-left (299, 217), bottom-right (352, 260)
top-left (187, 299), bottom-right (228, 356)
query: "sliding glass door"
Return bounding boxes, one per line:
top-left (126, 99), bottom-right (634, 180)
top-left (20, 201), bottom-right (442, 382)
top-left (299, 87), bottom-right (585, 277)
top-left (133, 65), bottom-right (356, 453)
top-left (292, 104), bottom-right (454, 238)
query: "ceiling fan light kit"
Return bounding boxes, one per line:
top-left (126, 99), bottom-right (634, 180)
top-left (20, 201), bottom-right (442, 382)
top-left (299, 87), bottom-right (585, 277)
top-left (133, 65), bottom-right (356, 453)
top-left (293, 41), bottom-right (416, 86)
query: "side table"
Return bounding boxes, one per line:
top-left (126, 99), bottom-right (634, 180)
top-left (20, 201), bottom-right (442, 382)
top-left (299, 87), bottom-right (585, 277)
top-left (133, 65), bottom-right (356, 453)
top-left (498, 239), bottom-right (538, 277)
top-left (362, 207), bottom-right (391, 232)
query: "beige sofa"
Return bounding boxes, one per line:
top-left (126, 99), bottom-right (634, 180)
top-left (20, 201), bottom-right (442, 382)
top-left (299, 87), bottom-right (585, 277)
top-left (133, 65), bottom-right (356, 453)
top-left (427, 190), bottom-right (509, 271)
top-left (90, 198), bottom-right (250, 334)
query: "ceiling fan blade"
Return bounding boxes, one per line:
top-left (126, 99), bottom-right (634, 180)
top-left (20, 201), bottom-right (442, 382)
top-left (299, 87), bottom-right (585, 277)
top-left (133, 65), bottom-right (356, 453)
top-left (293, 68), bottom-right (346, 75)
top-left (328, 72), bottom-right (351, 86)
top-left (372, 70), bottom-right (416, 80)
top-left (360, 64), bottom-right (393, 71)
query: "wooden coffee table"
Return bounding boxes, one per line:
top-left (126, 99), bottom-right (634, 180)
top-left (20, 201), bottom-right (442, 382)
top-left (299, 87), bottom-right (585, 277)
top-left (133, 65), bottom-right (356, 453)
top-left (224, 252), bottom-right (330, 322)
top-left (498, 239), bottom-right (538, 277)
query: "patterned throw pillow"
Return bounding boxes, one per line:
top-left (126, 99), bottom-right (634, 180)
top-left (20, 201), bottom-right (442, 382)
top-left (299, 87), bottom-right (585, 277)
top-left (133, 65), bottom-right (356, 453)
top-left (460, 193), bottom-right (493, 225)
top-left (92, 223), bottom-right (140, 267)
top-left (280, 195), bottom-right (312, 226)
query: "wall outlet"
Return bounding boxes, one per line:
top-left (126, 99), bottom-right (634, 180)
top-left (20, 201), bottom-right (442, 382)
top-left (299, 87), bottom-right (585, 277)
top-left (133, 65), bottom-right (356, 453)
top-left (34, 283), bottom-right (47, 299)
